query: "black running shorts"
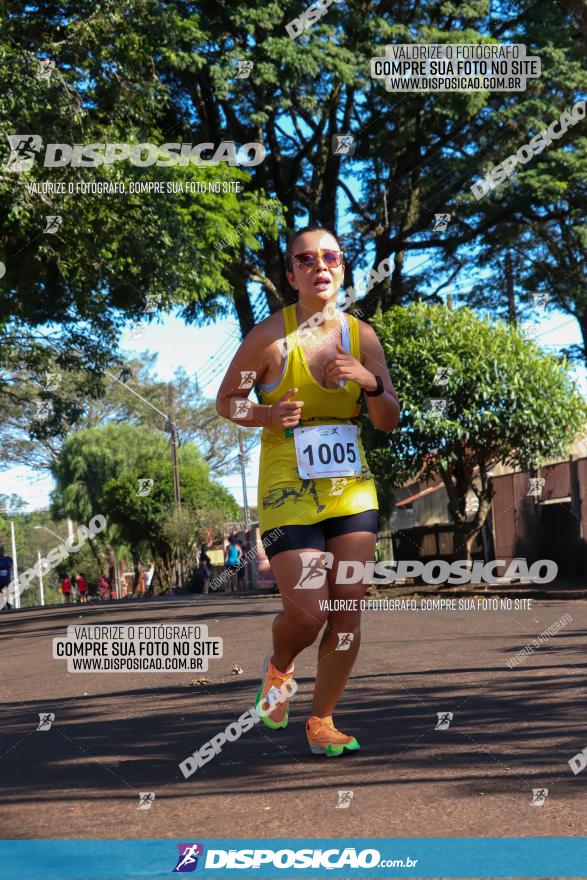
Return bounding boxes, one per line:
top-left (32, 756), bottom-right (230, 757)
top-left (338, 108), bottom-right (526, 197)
top-left (261, 509), bottom-right (379, 561)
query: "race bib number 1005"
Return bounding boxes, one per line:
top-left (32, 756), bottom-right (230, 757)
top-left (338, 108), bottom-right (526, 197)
top-left (293, 424), bottom-right (362, 479)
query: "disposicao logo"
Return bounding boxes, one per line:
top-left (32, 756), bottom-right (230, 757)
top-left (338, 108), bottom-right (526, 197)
top-left (2, 135), bottom-right (266, 172)
top-left (173, 843), bottom-right (204, 872)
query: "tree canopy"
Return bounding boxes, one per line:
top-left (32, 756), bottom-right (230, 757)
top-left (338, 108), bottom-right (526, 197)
top-left (50, 422), bottom-right (238, 584)
top-left (362, 302), bottom-right (587, 555)
top-left (1, 0), bottom-right (584, 540)
top-left (2, 0), bottom-right (584, 343)
top-left (0, 351), bottom-right (258, 475)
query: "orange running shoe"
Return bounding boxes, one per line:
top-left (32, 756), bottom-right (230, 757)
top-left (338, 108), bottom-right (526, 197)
top-left (255, 654), bottom-right (295, 729)
top-left (306, 715), bottom-right (360, 756)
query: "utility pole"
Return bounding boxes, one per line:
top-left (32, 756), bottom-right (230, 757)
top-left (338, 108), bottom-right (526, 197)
top-left (447, 293), bottom-right (453, 310)
top-left (10, 520), bottom-right (20, 609)
top-left (37, 550), bottom-right (45, 606)
top-left (104, 369), bottom-right (184, 593)
top-left (238, 428), bottom-right (256, 589)
top-left (113, 550), bottom-right (120, 599)
top-left (168, 383), bottom-right (183, 589)
top-left (238, 428), bottom-right (250, 530)
top-left (505, 252), bottom-right (516, 324)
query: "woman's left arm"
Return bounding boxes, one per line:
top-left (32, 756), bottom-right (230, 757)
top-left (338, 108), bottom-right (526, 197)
top-left (323, 322), bottom-right (401, 432)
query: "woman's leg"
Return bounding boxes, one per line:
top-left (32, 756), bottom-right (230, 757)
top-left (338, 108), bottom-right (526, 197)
top-left (269, 547), bottom-right (330, 672)
top-left (311, 531), bottom-right (376, 717)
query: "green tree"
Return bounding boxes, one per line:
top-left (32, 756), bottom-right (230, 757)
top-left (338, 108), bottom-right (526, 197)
top-left (102, 461), bottom-right (238, 588)
top-left (50, 422), bottom-right (238, 586)
top-left (362, 303), bottom-right (587, 558)
top-left (3, 0), bottom-right (583, 336)
top-left (0, 6), bottom-right (280, 440)
top-left (50, 423), bottom-right (196, 574)
top-left (0, 351), bottom-right (258, 476)
top-left (1, 0), bottom-right (584, 469)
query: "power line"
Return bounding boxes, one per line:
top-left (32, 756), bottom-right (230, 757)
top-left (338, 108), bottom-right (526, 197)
top-left (195, 355), bottom-right (234, 388)
top-left (196, 331), bottom-right (240, 373)
top-left (197, 350), bottom-right (239, 389)
top-left (194, 338), bottom-right (240, 387)
top-left (190, 338), bottom-right (239, 385)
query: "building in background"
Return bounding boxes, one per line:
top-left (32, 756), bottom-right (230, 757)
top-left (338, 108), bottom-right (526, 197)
top-left (385, 432), bottom-right (587, 580)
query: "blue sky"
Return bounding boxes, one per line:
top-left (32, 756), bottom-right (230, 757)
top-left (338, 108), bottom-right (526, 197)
top-left (4, 292), bottom-right (587, 515)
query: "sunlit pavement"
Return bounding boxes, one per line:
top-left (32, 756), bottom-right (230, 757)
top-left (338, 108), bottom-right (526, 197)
top-left (1, 595), bottom-right (585, 841)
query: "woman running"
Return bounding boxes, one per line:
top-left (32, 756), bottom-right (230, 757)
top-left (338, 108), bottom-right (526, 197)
top-left (216, 226), bottom-right (400, 756)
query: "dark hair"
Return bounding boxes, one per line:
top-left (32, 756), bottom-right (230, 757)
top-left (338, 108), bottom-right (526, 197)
top-left (285, 225), bottom-right (343, 273)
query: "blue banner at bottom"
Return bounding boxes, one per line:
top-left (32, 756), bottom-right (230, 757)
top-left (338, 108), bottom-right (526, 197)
top-left (1, 838), bottom-right (586, 879)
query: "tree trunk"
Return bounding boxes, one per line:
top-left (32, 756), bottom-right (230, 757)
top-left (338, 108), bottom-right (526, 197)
top-left (233, 271), bottom-right (258, 337)
top-left (131, 548), bottom-right (141, 597)
top-left (87, 535), bottom-right (107, 572)
top-left (263, 238), bottom-right (288, 314)
top-left (105, 545), bottom-right (116, 587)
top-left (154, 555), bottom-right (175, 591)
top-left (574, 306), bottom-right (587, 364)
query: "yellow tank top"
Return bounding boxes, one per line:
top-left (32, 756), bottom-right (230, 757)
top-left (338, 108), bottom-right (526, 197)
top-left (257, 303), bottom-right (379, 534)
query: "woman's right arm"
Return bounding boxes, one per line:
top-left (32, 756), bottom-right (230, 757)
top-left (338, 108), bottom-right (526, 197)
top-left (215, 323), bottom-right (304, 429)
top-left (215, 324), bottom-right (273, 428)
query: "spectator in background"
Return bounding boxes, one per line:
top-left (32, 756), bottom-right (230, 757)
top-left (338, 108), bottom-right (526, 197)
top-left (374, 540), bottom-right (383, 563)
top-left (77, 572), bottom-right (88, 603)
top-left (61, 575), bottom-right (71, 604)
top-left (224, 535), bottom-right (242, 593)
top-left (0, 546), bottom-right (13, 609)
top-left (98, 574), bottom-right (109, 601)
top-left (236, 541), bottom-right (246, 591)
top-left (144, 563), bottom-right (155, 595)
top-left (135, 568), bottom-right (146, 598)
top-left (198, 544), bottom-right (212, 595)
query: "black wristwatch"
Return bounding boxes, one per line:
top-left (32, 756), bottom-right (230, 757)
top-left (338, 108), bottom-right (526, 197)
top-left (365, 374), bottom-right (384, 397)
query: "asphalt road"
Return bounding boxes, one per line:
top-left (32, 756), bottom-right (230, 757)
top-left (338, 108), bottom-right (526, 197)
top-left (1, 594), bottom-right (586, 870)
